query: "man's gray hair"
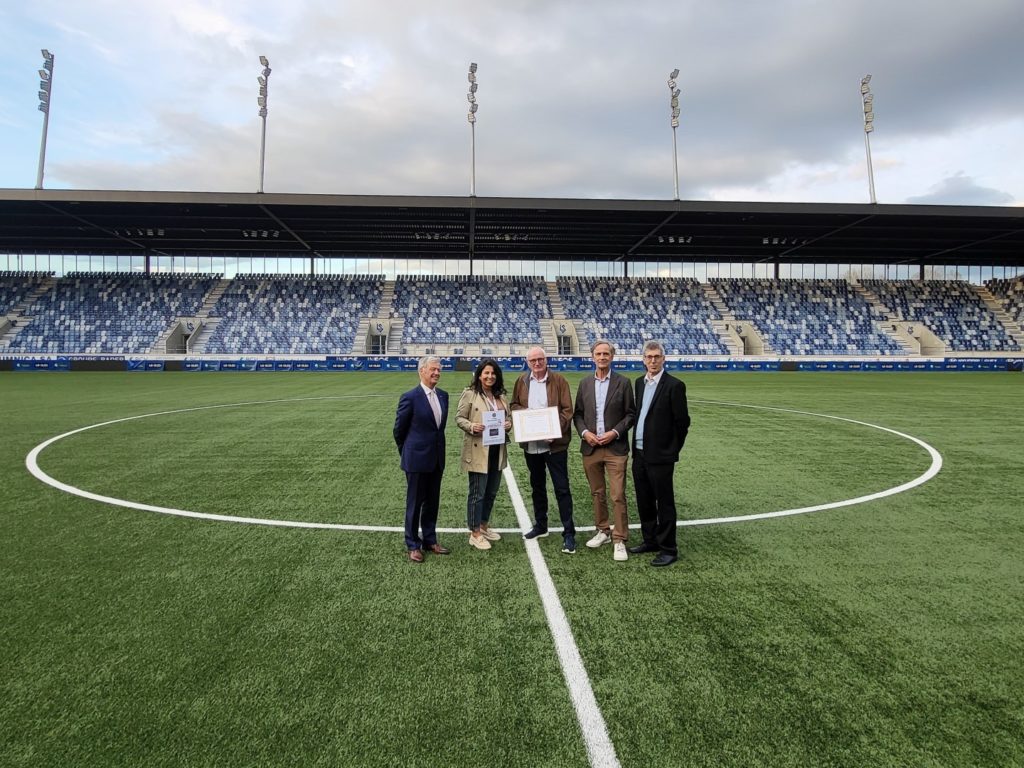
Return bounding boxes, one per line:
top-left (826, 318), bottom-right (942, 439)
top-left (642, 340), bottom-right (666, 357)
top-left (418, 355), bottom-right (442, 371)
top-left (591, 339), bottom-right (616, 355)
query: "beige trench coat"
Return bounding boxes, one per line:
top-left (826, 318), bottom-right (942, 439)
top-left (456, 387), bottom-right (510, 474)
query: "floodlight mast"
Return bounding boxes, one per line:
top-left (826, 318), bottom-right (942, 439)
top-left (668, 69), bottom-right (681, 201)
top-left (257, 56), bottom-right (271, 193)
top-left (467, 62), bottom-right (478, 197)
top-left (36, 49), bottom-right (55, 190)
top-left (861, 74), bottom-right (877, 204)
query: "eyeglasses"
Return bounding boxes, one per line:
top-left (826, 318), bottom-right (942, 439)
top-left (527, 358), bottom-right (546, 364)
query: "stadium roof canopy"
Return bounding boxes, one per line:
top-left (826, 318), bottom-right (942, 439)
top-left (1, 188), bottom-right (1023, 268)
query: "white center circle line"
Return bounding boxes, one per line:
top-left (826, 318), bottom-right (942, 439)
top-left (682, 398), bottom-right (943, 525)
top-left (25, 395), bottom-right (942, 531)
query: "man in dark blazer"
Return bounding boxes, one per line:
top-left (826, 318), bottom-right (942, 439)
top-left (394, 355), bottom-right (450, 563)
top-left (630, 340), bottom-right (691, 567)
top-left (573, 339), bottom-right (635, 562)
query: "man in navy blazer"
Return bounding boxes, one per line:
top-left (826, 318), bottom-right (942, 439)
top-left (394, 356), bottom-right (450, 563)
top-left (630, 340), bottom-right (691, 567)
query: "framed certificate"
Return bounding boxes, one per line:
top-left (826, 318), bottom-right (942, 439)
top-left (512, 406), bottom-right (562, 443)
top-left (482, 409), bottom-right (506, 447)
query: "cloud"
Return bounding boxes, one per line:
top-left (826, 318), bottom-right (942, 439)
top-left (5, 0), bottom-right (1024, 205)
top-left (905, 173), bottom-right (1015, 206)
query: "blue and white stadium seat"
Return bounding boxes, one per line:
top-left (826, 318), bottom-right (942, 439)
top-left (204, 275), bottom-right (383, 355)
top-left (557, 277), bottom-right (728, 355)
top-left (711, 278), bottom-right (903, 355)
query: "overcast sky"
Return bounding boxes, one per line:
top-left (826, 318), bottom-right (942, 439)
top-left (0, 0), bottom-right (1021, 206)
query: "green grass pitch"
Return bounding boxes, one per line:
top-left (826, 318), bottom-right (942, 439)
top-left (1, 371), bottom-right (1022, 767)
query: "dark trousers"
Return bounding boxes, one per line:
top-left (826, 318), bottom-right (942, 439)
top-left (524, 450), bottom-right (575, 536)
top-left (631, 449), bottom-right (678, 555)
top-left (467, 445), bottom-right (502, 530)
top-left (404, 469), bottom-right (443, 550)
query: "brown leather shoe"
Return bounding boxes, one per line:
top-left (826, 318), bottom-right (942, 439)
top-left (408, 549), bottom-right (424, 563)
top-left (425, 543), bottom-right (450, 555)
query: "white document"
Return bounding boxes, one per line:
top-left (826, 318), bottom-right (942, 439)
top-left (482, 409), bottom-right (506, 447)
top-left (512, 406), bottom-right (562, 443)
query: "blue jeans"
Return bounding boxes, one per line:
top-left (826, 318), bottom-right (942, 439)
top-left (524, 449), bottom-right (575, 535)
top-left (467, 444), bottom-right (502, 530)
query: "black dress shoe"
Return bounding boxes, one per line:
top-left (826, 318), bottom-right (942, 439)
top-left (651, 553), bottom-right (677, 567)
top-left (628, 543), bottom-right (659, 555)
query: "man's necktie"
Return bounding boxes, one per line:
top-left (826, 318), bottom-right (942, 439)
top-left (428, 389), bottom-right (441, 427)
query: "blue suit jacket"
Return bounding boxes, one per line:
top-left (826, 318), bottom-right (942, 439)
top-left (394, 385), bottom-right (448, 473)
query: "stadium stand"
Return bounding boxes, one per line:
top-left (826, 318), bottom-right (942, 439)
top-left (862, 279), bottom-right (1020, 352)
top-left (985, 276), bottom-right (1024, 329)
top-left (203, 275), bottom-right (383, 354)
top-left (390, 275), bottom-right (552, 349)
top-left (0, 271), bottom-right (53, 316)
top-left (557, 277), bottom-right (728, 355)
top-left (707, 278), bottom-right (902, 355)
top-left (5, 271), bottom-right (1023, 357)
top-left (8, 272), bottom-right (218, 354)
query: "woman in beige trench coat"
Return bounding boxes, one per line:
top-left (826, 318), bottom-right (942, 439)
top-left (456, 358), bottom-right (513, 550)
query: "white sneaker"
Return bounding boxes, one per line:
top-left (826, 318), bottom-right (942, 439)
top-left (586, 530), bottom-right (612, 549)
top-left (613, 542), bottom-right (628, 561)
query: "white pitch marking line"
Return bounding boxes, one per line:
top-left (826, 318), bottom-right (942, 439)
top-left (25, 396), bottom-right (942, 532)
top-left (24, 396), bottom-right (409, 531)
top-left (682, 399), bottom-right (943, 525)
top-left (502, 463), bottom-right (621, 768)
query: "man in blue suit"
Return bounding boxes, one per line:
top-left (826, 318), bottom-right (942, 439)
top-left (394, 355), bottom-right (450, 563)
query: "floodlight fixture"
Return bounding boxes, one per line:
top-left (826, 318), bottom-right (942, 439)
top-left (35, 49), bottom-right (55, 189)
top-left (467, 62), bottom-right (479, 196)
top-left (257, 56), bottom-right (271, 192)
top-left (860, 73), bottom-right (877, 203)
top-left (667, 68), bottom-right (682, 200)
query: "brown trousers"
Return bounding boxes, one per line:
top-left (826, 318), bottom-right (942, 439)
top-left (582, 448), bottom-right (629, 541)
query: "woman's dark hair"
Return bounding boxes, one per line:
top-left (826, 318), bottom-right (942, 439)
top-left (470, 358), bottom-right (506, 397)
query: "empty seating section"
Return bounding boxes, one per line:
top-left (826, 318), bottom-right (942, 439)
top-left (204, 275), bottom-right (383, 354)
top-left (5, 271), bottom-right (1021, 356)
top-left (9, 273), bottom-right (217, 354)
top-left (0, 271), bottom-right (51, 315)
top-left (392, 276), bottom-right (551, 346)
top-left (985, 277), bottom-right (1024, 328)
top-left (863, 280), bottom-right (1019, 352)
top-left (711, 278), bottom-right (903, 355)
top-left (558, 277), bottom-right (727, 355)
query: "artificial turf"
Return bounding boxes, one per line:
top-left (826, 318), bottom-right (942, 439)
top-left (1, 371), bottom-right (1021, 766)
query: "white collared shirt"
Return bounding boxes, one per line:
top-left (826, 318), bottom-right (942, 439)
top-left (421, 383), bottom-right (441, 426)
top-left (526, 371), bottom-right (550, 454)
